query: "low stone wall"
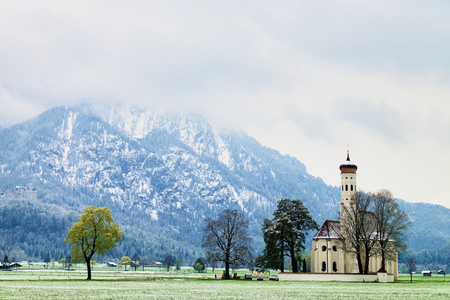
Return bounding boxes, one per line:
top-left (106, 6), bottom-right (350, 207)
top-left (278, 272), bottom-right (394, 283)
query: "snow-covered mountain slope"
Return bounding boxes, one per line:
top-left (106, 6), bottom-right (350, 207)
top-left (0, 104), bottom-right (447, 262)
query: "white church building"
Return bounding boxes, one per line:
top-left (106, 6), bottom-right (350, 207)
top-left (310, 151), bottom-right (398, 280)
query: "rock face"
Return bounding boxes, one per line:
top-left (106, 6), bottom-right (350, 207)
top-left (0, 103), bottom-right (448, 262)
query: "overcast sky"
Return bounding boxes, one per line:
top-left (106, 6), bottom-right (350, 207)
top-left (1, 1), bottom-right (449, 208)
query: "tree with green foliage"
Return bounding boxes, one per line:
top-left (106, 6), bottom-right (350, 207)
top-left (261, 199), bottom-right (318, 272)
top-left (202, 209), bottom-right (251, 279)
top-left (193, 258), bottom-right (206, 272)
top-left (3, 255), bottom-right (10, 264)
top-left (194, 262), bottom-right (203, 272)
top-left (64, 206), bottom-right (123, 280)
top-left (2, 255), bottom-right (10, 270)
top-left (121, 256), bottom-right (131, 270)
top-left (258, 218), bottom-right (282, 270)
top-left (59, 258), bottom-right (66, 269)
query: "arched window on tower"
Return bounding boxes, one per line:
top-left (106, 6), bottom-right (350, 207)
top-left (345, 185), bottom-right (348, 191)
top-left (321, 261), bottom-right (326, 272)
top-left (351, 185), bottom-right (353, 191)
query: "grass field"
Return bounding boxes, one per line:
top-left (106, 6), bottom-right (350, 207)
top-left (0, 271), bottom-right (448, 299)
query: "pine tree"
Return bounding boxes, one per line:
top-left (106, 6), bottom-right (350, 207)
top-left (261, 199), bottom-right (318, 272)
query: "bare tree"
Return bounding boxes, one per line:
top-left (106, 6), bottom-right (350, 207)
top-left (163, 254), bottom-right (175, 272)
top-left (339, 191), bottom-right (378, 274)
top-left (131, 253), bottom-right (140, 271)
top-left (373, 189), bottom-right (410, 269)
top-left (406, 257), bottom-right (416, 283)
top-left (202, 209), bottom-right (251, 279)
top-left (140, 257), bottom-right (149, 271)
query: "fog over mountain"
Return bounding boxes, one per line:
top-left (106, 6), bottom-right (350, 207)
top-left (0, 104), bottom-right (448, 263)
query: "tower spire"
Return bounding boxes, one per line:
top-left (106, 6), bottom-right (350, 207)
top-left (346, 144), bottom-right (350, 161)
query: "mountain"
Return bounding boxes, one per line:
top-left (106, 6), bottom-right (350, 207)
top-left (0, 104), bottom-right (448, 265)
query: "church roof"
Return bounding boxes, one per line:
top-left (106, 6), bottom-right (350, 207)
top-left (313, 220), bottom-right (341, 239)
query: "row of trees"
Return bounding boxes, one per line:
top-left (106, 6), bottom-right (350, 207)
top-left (64, 206), bottom-right (224, 280)
top-left (199, 193), bottom-right (409, 277)
top-left (200, 200), bottom-right (319, 277)
top-left (64, 191), bottom-right (408, 280)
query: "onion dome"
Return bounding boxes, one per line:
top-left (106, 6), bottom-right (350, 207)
top-left (339, 150), bottom-right (357, 173)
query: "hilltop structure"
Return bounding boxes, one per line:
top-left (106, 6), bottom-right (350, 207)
top-left (0, 182), bottom-right (37, 202)
top-left (310, 151), bottom-right (398, 279)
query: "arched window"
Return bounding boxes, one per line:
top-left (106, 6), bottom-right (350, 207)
top-left (333, 262), bottom-right (338, 272)
top-left (321, 245), bottom-right (327, 252)
top-left (342, 185), bottom-right (344, 191)
top-left (332, 245), bottom-right (337, 252)
top-left (351, 185), bottom-right (353, 191)
top-left (345, 185), bottom-right (348, 191)
top-left (321, 261), bottom-right (326, 272)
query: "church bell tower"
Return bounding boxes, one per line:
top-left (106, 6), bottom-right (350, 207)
top-left (339, 149), bottom-right (357, 219)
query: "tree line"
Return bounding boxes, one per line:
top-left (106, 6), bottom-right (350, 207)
top-left (25, 189), bottom-right (411, 280)
top-left (200, 191), bottom-right (410, 277)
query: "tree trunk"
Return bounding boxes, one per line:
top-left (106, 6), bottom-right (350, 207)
top-left (363, 243), bottom-right (371, 274)
top-left (225, 255), bottom-right (230, 279)
top-left (356, 252), bottom-right (363, 274)
top-left (86, 257), bottom-right (92, 280)
top-left (280, 231), bottom-right (284, 272)
top-left (364, 256), bottom-right (370, 274)
top-left (290, 246), bottom-right (298, 272)
top-left (381, 248), bottom-right (386, 269)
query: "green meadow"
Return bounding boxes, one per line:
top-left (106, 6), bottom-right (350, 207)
top-left (0, 270), bottom-right (448, 299)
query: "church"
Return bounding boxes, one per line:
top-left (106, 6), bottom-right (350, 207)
top-left (310, 151), bottom-right (398, 280)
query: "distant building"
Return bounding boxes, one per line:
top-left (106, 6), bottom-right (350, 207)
top-left (151, 262), bottom-right (162, 268)
top-left (1, 182), bottom-right (37, 201)
top-left (10, 263), bottom-right (22, 269)
top-left (310, 151), bottom-right (398, 279)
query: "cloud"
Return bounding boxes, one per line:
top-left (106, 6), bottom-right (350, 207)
top-left (0, 1), bottom-right (450, 208)
top-left (0, 86), bottom-right (46, 126)
top-left (333, 98), bottom-right (408, 144)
